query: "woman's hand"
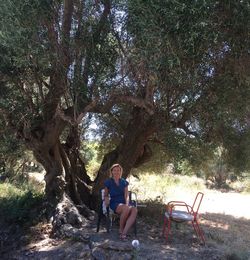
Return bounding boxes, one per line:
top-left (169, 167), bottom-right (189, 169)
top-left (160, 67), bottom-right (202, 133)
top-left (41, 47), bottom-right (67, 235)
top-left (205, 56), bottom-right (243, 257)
top-left (124, 186), bottom-right (129, 205)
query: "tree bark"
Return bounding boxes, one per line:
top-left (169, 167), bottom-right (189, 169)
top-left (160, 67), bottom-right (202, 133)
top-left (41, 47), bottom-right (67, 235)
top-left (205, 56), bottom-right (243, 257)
top-left (24, 119), bottom-right (92, 225)
top-left (29, 114), bottom-right (100, 223)
top-left (63, 126), bottom-right (92, 206)
top-left (29, 122), bottom-right (66, 206)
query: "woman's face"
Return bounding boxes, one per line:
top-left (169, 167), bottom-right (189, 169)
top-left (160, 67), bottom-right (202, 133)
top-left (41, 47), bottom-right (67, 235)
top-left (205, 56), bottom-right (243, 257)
top-left (112, 166), bottom-right (122, 180)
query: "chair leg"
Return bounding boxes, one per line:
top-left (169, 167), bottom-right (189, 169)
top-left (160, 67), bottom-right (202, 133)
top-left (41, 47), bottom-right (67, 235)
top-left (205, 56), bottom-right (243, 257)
top-left (133, 218), bottom-right (137, 236)
top-left (162, 216), bottom-right (167, 237)
top-left (96, 205), bottom-right (103, 232)
top-left (106, 208), bottom-right (111, 233)
top-left (194, 220), bottom-right (205, 244)
top-left (191, 221), bottom-right (199, 238)
top-left (165, 217), bottom-right (171, 241)
top-left (162, 216), bottom-right (171, 241)
top-left (192, 220), bottom-right (205, 244)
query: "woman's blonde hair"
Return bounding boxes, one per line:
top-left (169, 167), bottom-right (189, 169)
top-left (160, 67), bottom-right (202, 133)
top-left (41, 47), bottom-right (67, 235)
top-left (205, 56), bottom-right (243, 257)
top-left (109, 163), bottom-right (123, 177)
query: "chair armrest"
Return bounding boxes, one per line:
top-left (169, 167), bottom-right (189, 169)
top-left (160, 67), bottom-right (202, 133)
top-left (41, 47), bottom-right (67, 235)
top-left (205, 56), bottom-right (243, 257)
top-left (129, 191), bottom-right (137, 207)
top-left (166, 201), bottom-right (192, 214)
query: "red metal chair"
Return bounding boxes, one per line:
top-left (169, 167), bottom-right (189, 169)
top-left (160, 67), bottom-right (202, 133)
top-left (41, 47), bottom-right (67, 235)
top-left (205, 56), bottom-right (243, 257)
top-left (162, 192), bottom-right (205, 244)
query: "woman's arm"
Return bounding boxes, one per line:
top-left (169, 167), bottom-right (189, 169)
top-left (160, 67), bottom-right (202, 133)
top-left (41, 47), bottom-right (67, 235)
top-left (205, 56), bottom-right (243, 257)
top-left (124, 186), bottom-right (129, 205)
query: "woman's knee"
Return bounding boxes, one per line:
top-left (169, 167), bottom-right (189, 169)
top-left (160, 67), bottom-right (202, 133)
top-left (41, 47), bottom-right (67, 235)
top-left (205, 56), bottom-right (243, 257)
top-left (131, 207), bottom-right (138, 216)
top-left (117, 204), bottom-right (130, 215)
top-left (123, 205), bottom-right (130, 215)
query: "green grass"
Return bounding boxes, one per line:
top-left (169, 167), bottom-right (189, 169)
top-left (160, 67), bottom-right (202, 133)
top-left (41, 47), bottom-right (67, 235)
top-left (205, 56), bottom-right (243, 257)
top-left (0, 182), bottom-right (45, 225)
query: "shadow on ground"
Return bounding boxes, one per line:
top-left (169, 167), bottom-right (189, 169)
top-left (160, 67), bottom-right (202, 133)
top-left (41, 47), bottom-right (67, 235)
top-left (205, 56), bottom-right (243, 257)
top-left (1, 202), bottom-right (250, 260)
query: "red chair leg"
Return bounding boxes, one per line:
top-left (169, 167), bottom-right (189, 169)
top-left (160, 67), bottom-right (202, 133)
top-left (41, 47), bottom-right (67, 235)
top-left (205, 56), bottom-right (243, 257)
top-left (162, 216), bottom-right (167, 237)
top-left (192, 220), bottom-right (205, 244)
top-left (165, 218), bottom-right (171, 241)
top-left (192, 221), bottom-right (200, 237)
top-left (194, 221), bottom-right (205, 244)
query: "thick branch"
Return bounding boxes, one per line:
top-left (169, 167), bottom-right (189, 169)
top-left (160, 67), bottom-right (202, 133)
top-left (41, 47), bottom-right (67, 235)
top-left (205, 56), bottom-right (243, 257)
top-left (62, 0), bottom-right (74, 66)
top-left (92, 0), bottom-right (111, 43)
top-left (77, 0), bottom-right (111, 104)
top-left (43, 11), bottom-right (65, 119)
top-left (76, 94), bottom-right (154, 123)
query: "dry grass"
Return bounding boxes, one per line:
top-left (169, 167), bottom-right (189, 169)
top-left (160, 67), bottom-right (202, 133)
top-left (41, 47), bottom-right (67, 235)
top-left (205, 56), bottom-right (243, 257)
top-left (128, 173), bottom-right (250, 259)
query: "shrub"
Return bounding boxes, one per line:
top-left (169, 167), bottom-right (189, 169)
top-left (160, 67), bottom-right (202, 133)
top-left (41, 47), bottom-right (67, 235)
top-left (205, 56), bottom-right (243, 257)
top-left (0, 182), bottom-right (44, 224)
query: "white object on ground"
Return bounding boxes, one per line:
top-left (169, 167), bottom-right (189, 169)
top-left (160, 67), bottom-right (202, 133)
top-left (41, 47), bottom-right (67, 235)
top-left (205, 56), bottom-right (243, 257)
top-left (132, 240), bottom-right (140, 249)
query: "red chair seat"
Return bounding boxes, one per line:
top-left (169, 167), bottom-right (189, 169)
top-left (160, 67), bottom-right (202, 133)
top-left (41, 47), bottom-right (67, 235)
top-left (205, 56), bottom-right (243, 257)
top-left (165, 210), bottom-right (194, 222)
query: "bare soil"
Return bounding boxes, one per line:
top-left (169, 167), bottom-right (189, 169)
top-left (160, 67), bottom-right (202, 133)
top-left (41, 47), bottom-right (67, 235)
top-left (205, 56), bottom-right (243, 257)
top-left (1, 191), bottom-right (250, 260)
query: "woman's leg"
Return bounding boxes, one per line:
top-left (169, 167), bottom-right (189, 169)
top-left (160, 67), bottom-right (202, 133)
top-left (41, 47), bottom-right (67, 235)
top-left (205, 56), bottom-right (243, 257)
top-left (122, 206), bottom-right (138, 235)
top-left (116, 204), bottom-right (130, 234)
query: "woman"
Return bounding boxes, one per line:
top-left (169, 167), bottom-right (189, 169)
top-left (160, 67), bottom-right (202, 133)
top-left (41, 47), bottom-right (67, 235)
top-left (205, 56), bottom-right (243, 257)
top-left (104, 163), bottom-right (137, 240)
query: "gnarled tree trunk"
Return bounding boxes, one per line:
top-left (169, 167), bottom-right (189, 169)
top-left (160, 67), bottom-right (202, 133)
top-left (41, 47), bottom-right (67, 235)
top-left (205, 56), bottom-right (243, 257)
top-left (25, 119), bottom-right (93, 231)
top-left (63, 126), bottom-right (92, 206)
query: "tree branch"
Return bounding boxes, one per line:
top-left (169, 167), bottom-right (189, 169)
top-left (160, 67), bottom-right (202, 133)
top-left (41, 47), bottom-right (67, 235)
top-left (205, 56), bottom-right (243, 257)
top-left (62, 0), bottom-right (74, 66)
top-left (92, 0), bottom-right (111, 43)
top-left (76, 94), bottom-right (154, 124)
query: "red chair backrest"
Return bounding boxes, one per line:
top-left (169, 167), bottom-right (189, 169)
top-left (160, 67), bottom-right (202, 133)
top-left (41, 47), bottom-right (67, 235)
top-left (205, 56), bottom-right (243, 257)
top-left (191, 192), bottom-right (204, 217)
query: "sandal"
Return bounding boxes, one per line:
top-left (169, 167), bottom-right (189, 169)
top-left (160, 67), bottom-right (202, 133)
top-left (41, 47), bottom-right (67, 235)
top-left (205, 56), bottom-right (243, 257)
top-left (120, 234), bottom-right (128, 241)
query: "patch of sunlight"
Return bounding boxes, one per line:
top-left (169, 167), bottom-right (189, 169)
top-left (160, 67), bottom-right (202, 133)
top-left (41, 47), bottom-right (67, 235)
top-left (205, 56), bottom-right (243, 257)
top-left (204, 219), bottom-right (229, 230)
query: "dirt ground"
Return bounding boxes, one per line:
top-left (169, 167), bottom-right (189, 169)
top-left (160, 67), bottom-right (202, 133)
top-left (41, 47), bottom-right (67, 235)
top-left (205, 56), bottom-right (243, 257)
top-left (0, 218), bottom-right (224, 260)
top-left (1, 191), bottom-right (250, 260)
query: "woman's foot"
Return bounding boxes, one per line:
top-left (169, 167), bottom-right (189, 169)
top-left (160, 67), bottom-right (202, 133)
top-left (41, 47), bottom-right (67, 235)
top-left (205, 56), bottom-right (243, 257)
top-left (120, 233), bottom-right (128, 241)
